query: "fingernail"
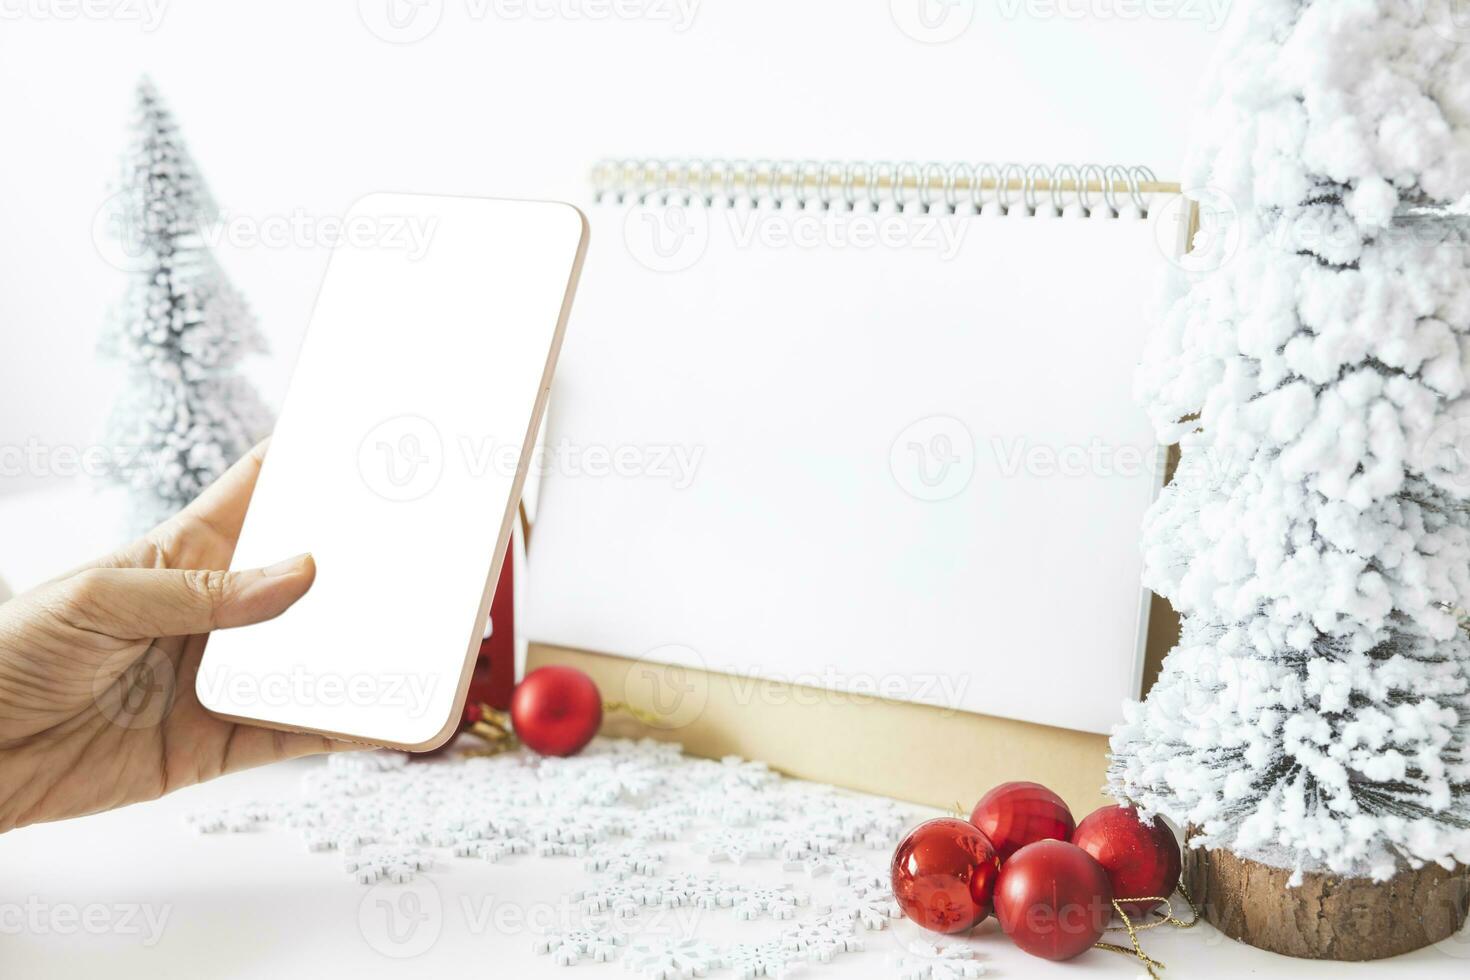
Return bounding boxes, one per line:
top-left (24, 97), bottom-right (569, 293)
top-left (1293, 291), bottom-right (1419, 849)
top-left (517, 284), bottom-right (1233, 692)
top-left (261, 553), bottom-right (311, 577)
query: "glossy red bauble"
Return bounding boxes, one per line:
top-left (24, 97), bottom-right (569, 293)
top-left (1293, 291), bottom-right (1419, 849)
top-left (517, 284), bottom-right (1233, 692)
top-left (1072, 804), bottom-right (1181, 917)
top-left (994, 840), bottom-right (1113, 961)
top-left (509, 666), bottom-right (603, 756)
top-left (970, 781), bottom-right (1076, 861)
top-left (890, 818), bottom-right (1002, 934)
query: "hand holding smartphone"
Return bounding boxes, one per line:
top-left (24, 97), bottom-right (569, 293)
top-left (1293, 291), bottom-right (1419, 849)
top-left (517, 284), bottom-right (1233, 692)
top-left (197, 194), bottom-right (588, 749)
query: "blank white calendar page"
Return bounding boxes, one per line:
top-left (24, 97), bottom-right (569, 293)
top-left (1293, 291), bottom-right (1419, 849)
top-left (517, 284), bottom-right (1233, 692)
top-left (526, 199), bottom-right (1169, 735)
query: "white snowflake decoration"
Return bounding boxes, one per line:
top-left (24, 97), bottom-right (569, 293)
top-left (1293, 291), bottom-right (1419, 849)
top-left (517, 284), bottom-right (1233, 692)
top-left (575, 880), bottom-right (650, 919)
top-left (780, 914), bottom-right (864, 963)
top-left (685, 756), bottom-right (779, 793)
top-left (723, 940), bottom-right (803, 979)
top-left (187, 737), bottom-right (924, 978)
top-left (304, 827), bottom-right (380, 853)
top-left (341, 845), bottom-right (433, 885)
top-left (454, 835), bottom-right (531, 862)
top-left (538, 757), bottom-right (663, 806)
top-left (642, 872), bottom-right (741, 911)
top-left (713, 756), bottom-right (779, 790)
top-left (595, 738), bottom-right (686, 765)
top-left (622, 936), bottom-right (722, 979)
top-left (300, 768), bottom-right (379, 799)
top-left (692, 789), bottom-right (781, 828)
top-left (820, 886), bottom-right (903, 931)
top-left (735, 884), bottom-right (810, 921)
top-left (816, 798), bottom-right (907, 847)
top-left (829, 860), bottom-right (889, 892)
top-left (535, 810), bottom-right (625, 857)
top-left (184, 804), bottom-right (267, 834)
top-left (694, 829), bottom-right (775, 865)
top-left (534, 922), bottom-right (628, 965)
top-left (781, 852), bottom-right (853, 879)
top-left (631, 806), bottom-right (693, 842)
top-left (889, 942), bottom-right (985, 980)
top-left (587, 841), bottom-right (666, 879)
top-left (773, 826), bottom-right (843, 864)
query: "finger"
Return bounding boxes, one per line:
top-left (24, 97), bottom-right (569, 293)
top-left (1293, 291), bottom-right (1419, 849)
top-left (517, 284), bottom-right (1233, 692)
top-left (56, 554), bottom-right (315, 639)
top-left (56, 440), bottom-right (273, 579)
top-left (162, 438), bottom-right (272, 548)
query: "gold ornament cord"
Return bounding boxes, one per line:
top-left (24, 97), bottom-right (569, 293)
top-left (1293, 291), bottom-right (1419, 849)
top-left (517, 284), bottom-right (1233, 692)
top-left (462, 705), bottom-right (517, 756)
top-left (462, 701), bottom-right (664, 757)
top-left (1094, 882), bottom-right (1201, 980)
top-left (601, 701), bottom-right (667, 728)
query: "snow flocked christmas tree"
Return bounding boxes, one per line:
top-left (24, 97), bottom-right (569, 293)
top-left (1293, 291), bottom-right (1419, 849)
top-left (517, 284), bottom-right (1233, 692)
top-left (1110, 0), bottom-right (1470, 959)
top-left (100, 78), bottom-right (271, 532)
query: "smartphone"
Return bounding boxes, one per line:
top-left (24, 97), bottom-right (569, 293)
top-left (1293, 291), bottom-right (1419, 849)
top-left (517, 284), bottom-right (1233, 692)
top-left (196, 193), bottom-right (588, 749)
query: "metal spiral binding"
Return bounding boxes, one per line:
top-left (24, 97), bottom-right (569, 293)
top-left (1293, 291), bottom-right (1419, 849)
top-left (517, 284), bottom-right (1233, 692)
top-left (589, 159), bottom-right (1173, 217)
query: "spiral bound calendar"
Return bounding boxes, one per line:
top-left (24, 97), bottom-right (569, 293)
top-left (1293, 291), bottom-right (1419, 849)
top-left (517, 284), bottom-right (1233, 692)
top-left (525, 158), bottom-right (1185, 750)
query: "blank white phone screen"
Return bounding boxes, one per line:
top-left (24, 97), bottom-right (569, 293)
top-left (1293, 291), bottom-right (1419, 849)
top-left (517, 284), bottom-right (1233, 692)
top-left (197, 194), bottom-right (588, 748)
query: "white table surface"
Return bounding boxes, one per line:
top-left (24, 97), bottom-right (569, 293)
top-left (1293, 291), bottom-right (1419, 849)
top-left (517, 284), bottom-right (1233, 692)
top-left (1, 486), bottom-right (1468, 978)
top-left (0, 755), bottom-right (1464, 979)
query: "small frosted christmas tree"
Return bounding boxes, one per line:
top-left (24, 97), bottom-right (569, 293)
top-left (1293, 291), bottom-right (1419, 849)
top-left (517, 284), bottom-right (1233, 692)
top-left (99, 77), bottom-right (271, 532)
top-left (1109, 0), bottom-right (1470, 956)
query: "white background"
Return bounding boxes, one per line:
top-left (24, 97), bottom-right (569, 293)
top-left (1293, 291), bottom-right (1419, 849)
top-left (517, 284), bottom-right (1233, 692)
top-left (0, 0), bottom-right (1230, 502)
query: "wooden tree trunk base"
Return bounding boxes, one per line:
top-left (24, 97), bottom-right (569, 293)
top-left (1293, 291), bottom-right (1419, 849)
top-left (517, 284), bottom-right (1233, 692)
top-left (1183, 839), bottom-right (1470, 961)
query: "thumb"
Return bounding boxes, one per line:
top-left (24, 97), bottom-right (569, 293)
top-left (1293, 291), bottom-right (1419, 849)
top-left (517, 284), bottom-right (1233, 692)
top-left (57, 554), bottom-right (317, 639)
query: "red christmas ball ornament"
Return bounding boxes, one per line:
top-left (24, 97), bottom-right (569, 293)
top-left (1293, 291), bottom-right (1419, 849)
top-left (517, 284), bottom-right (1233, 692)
top-left (510, 666), bottom-right (603, 756)
top-left (1071, 804), bottom-right (1181, 917)
top-left (994, 840), bottom-right (1113, 961)
top-left (969, 781), bottom-right (1076, 861)
top-left (890, 818), bottom-right (1002, 934)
